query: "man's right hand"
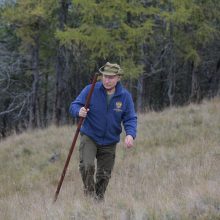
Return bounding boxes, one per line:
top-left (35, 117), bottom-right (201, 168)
top-left (79, 107), bottom-right (89, 118)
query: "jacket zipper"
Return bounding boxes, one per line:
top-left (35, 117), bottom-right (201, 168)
top-left (102, 92), bottom-right (114, 144)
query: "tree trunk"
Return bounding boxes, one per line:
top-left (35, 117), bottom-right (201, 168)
top-left (167, 4), bottom-right (175, 107)
top-left (190, 62), bottom-right (201, 102)
top-left (43, 71), bottom-right (49, 127)
top-left (216, 65), bottom-right (220, 96)
top-left (137, 75), bottom-right (144, 112)
top-left (209, 58), bottom-right (220, 97)
top-left (29, 34), bottom-right (40, 128)
top-left (1, 115), bottom-right (7, 138)
top-left (54, 0), bottom-right (69, 126)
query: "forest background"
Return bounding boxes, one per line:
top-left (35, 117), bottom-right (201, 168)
top-left (0, 0), bottom-right (220, 138)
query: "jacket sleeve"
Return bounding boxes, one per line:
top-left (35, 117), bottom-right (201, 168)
top-left (122, 92), bottom-right (137, 139)
top-left (69, 85), bottom-right (90, 118)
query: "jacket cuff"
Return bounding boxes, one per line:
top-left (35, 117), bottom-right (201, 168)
top-left (126, 133), bottom-right (136, 139)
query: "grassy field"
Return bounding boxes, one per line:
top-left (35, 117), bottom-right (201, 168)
top-left (0, 98), bottom-right (220, 220)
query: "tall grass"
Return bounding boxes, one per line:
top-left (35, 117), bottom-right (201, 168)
top-left (0, 98), bottom-right (220, 219)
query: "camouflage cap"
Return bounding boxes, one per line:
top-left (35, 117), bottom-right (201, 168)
top-left (99, 62), bottom-right (123, 76)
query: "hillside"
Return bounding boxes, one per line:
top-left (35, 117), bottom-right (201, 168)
top-left (0, 98), bottom-right (220, 220)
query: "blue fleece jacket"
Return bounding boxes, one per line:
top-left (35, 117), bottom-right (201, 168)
top-left (69, 81), bottom-right (137, 145)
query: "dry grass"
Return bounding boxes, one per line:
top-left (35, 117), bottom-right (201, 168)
top-left (0, 98), bottom-right (220, 220)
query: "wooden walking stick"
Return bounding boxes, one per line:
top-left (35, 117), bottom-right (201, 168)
top-left (54, 73), bottom-right (99, 203)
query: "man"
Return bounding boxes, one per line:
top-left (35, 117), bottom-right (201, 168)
top-left (69, 62), bottom-right (137, 201)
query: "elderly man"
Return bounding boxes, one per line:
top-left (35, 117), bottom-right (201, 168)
top-left (69, 62), bottom-right (137, 201)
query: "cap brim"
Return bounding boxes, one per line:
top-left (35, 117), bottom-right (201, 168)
top-left (99, 70), bottom-right (123, 76)
top-left (100, 71), bottom-right (117, 76)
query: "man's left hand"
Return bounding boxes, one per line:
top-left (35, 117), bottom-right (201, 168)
top-left (124, 135), bottom-right (134, 148)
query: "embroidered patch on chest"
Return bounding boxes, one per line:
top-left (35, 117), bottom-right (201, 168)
top-left (116, 101), bottom-right (122, 109)
top-left (114, 101), bottom-right (123, 112)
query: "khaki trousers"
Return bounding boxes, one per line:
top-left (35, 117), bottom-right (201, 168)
top-left (78, 134), bottom-right (116, 200)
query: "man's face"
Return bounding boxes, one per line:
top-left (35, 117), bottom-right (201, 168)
top-left (102, 74), bottom-right (120, 91)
